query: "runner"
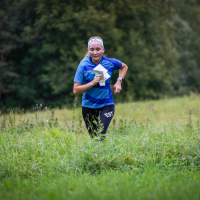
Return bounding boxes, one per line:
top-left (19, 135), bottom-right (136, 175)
top-left (73, 36), bottom-right (128, 140)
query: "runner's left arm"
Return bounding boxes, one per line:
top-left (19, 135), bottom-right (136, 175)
top-left (113, 63), bottom-right (128, 94)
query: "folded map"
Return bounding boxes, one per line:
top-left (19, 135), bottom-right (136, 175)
top-left (93, 64), bottom-right (110, 86)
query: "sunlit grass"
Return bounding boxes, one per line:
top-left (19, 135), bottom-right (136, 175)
top-left (1, 94), bottom-right (199, 129)
top-left (115, 94), bottom-right (200, 127)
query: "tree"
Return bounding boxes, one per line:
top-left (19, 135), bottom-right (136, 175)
top-left (0, 0), bottom-right (19, 104)
top-left (171, 0), bottom-right (200, 94)
top-left (1, 0), bottom-right (200, 111)
top-left (112, 0), bottom-right (179, 100)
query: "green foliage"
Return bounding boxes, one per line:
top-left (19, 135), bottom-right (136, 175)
top-left (0, 0), bottom-right (20, 102)
top-left (1, 0), bottom-right (200, 110)
top-left (171, 0), bottom-right (200, 94)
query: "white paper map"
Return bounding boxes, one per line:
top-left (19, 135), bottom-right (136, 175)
top-left (93, 64), bottom-right (110, 86)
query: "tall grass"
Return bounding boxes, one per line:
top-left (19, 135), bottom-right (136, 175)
top-left (2, 94), bottom-right (199, 129)
top-left (0, 95), bottom-right (200, 199)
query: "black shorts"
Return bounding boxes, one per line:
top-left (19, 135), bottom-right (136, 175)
top-left (82, 105), bottom-right (115, 137)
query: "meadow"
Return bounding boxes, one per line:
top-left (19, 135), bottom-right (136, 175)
top-left (0, 95), bottom-right (200, 200)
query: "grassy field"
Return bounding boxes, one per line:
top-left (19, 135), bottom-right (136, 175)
top-left (0, 95), bottom-right (200, 200)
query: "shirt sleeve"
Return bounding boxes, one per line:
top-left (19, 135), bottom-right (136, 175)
top-left (74, 63), bottom-right (84, 84)
top-left (109, 58), bottom-right (122, 70)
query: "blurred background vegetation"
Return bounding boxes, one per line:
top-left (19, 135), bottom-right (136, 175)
top-left (1, 0), bottom-right (200, 111)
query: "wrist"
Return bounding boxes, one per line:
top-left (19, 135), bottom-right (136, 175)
top-left (117, 78), bottom-right (124, 83)
top-left (117, 80), bottom-right (122, 84)
top-left (90, 80), bottom-right (95, 86)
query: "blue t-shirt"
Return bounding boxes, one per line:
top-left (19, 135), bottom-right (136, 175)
top-left (74, 55), bottom-right (122, 108)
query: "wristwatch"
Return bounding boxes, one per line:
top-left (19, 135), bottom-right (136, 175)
top-left (117, 78), bottom-right (124, 83)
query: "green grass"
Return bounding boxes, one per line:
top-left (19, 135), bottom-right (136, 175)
top-left (3, 94), bottom-right (200, 128)
top-left (0, 95), bottom-right (200, 200)
top-left (1, 169), bottom-right (200, 200)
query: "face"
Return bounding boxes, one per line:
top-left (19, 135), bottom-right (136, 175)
top-left (88, 42), bottom-right (104, 64)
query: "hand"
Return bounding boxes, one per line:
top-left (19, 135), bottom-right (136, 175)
top-left (92, 75), bottom-right (103, 85)
top-left (113, 82), bottom-right (122, 94)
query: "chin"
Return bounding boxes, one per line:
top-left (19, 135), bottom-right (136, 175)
top-left (93, 58), bottom-right (99, 61)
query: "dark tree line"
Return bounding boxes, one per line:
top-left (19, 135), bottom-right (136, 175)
top-left (1, 0), bottom-right (200, 111)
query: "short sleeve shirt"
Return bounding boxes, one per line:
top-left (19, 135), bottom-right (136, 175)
top-left (74, 55), bottom-right (122, 108)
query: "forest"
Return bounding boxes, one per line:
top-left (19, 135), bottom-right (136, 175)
top-left (1, 0), bottom-right (200, 111)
